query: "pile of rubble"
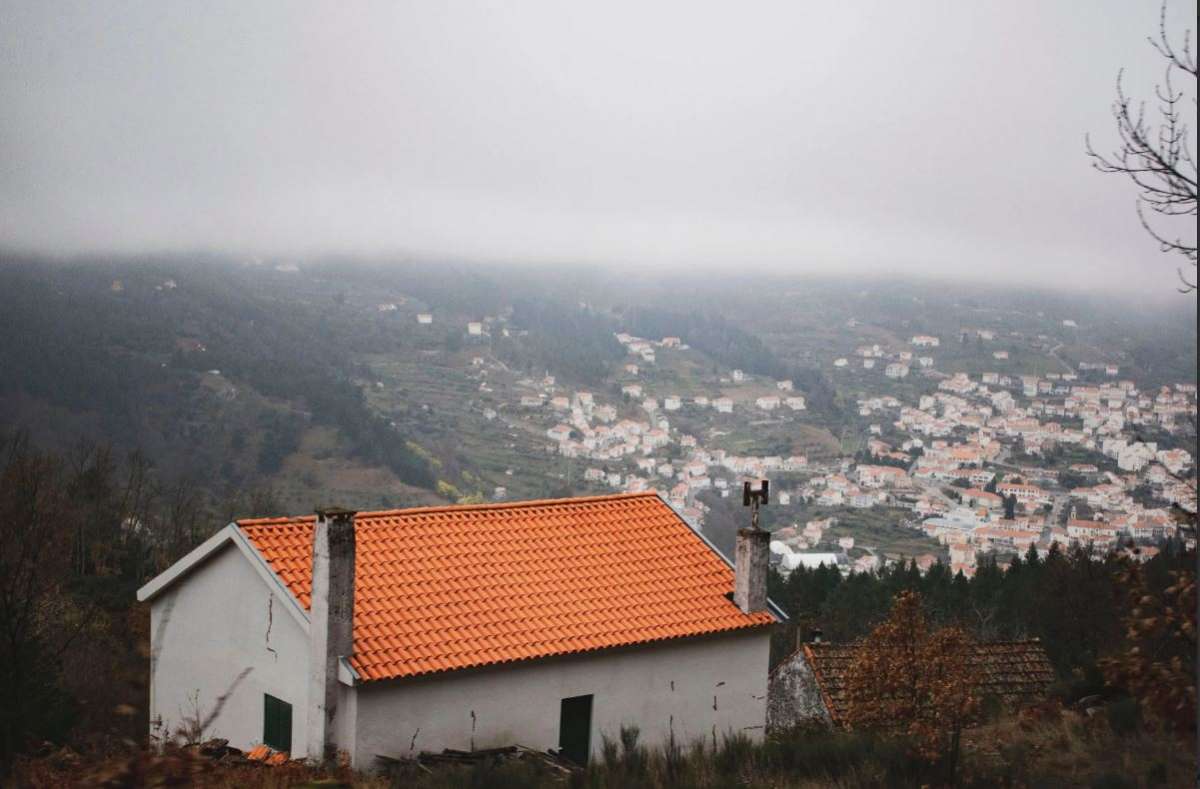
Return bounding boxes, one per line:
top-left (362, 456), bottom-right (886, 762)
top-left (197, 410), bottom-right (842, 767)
top-left (377, 744), bottom-right (580, 778)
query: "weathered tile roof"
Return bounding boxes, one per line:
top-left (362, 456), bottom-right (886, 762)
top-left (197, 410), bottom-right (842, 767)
top-left (797, 639), bottom-right (1056, 725)
top-left (238, 492), bottom-right (773, 682)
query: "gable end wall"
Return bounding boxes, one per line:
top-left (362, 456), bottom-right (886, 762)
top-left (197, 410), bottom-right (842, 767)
top-left (767, 651), bottom-right (833, 731)
top-left (149, 545), bottom-right (319, 756)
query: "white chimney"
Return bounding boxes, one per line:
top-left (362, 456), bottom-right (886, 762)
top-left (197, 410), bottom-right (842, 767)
top-left (306, 507), bottom-right (356, 762)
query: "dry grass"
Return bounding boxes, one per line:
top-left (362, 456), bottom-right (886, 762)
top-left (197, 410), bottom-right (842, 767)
top-left (9, 708), bottom-right (1187, 788)
top-left (960, 706), bottom-right (1192, 787)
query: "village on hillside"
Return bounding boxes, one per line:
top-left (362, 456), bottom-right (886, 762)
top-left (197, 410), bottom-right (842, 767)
top-left (448, 321), bottom-right (1198, 578)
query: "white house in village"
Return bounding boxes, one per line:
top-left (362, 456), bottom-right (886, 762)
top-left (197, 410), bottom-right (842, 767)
top-left (755, 396), bottom-right (780, 411)
top-left (137, 493), bottom-right (781, 769)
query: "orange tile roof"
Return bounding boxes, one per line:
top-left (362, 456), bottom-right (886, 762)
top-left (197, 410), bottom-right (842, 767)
top-left (238, 492), bottom-right (773, 682)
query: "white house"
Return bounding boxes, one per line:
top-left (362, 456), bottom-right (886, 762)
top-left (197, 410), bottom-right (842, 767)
top-left (780, 552), bottom-right (841, 572)
top-left (137, 494), bottom-right (781, 769)
top-left (467, 321), bottom-right (483, 336)
top-left (417, 313), bottom-right (433, 325)
top-left (593, 405), bottom-right (618, 423)
top-left (755, 396), bottom-right (780, 411)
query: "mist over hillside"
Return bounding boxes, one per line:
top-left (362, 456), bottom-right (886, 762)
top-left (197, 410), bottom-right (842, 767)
top-left (2, 252), bottom-right (1193, 519)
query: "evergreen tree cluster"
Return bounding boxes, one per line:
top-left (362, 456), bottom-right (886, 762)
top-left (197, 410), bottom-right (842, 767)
top-left (499, 298), bottom-right (624, 384)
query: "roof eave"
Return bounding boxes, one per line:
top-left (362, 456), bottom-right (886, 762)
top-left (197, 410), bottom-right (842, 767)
top-left (353, 620), bottom-right (776, 685)
top-left (136, 523), bottom-right (238, 602)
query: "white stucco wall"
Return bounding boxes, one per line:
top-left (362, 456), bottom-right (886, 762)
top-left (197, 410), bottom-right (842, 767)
top-left (149, 545), bottom-right (311, 756)
top-left (351, 629), bottom-right (771, 769)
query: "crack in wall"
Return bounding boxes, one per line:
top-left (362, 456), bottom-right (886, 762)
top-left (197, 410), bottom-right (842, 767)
top-left (264, 596), bottom-right (278, 661)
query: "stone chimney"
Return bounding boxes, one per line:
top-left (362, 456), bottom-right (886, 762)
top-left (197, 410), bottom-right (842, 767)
top-left (733, 526), bottom-right (769, 614)
top-left (307, 507), bottom-right (356, 762)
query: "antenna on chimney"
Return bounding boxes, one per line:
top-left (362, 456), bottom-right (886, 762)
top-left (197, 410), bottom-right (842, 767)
top-left (742, 479), bottom-right (769, 531)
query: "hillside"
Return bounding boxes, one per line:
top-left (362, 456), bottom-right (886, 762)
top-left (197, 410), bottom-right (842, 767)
top-left (1, 254), bottom-right (1194, 534)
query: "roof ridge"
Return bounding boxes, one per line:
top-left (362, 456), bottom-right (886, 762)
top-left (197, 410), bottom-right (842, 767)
top-left (236, 490), bottom-right (663, 526)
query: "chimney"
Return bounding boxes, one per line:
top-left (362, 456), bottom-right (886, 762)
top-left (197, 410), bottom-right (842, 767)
top-left (735, 480), bottom-right (770, 614)
top-left (734, 526), bottom-right (770, 613)
top-left (307, 507), bottom-right (356, 762)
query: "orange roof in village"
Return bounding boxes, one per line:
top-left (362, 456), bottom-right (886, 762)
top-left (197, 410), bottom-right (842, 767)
top-left (238, 492), bottom-right (774, 682)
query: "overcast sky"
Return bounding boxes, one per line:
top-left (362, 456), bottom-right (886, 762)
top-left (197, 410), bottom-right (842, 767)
top-left (2, 1), bottom-right (1196, 291)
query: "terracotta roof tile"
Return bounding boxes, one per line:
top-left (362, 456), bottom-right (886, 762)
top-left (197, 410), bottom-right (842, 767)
top-left (238, 492), bottom-right (772, 682)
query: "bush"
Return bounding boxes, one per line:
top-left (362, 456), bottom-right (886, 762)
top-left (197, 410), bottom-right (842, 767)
top-left (1106, 696), bottom-right (1140, 735)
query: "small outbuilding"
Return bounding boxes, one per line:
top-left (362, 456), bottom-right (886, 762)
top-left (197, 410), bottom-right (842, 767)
top-left (768, 639), bottom-right (1055, 731)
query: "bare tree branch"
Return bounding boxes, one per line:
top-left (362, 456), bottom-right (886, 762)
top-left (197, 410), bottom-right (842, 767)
top-left (1086, 1), bottom-right (1198, 291)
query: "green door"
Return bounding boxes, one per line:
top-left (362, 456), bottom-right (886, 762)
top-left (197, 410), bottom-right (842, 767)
top-left (263, 694), bottom-right (292, 752)
top-left (558, 694), bottom-right (593, 766)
